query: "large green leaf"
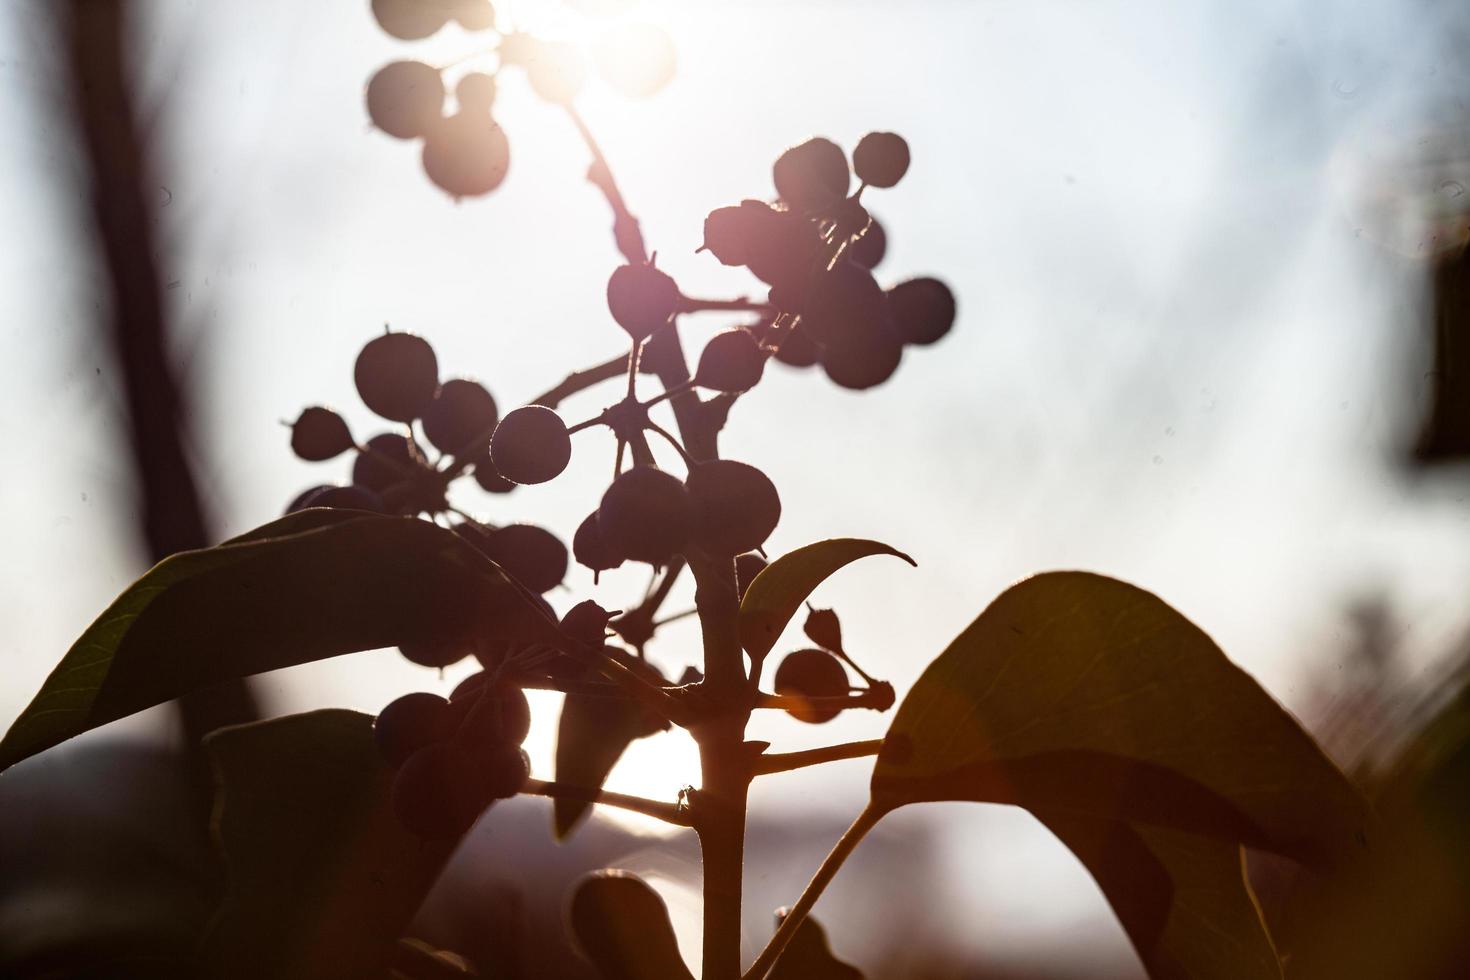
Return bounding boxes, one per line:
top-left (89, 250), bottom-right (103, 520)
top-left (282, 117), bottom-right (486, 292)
top-left (568, 871), bottom-right (693, 980)
top-left (869, 571), bottom-right (1370, 980)
top-left (203, 709), bottom-right (456, 979)
top-left (553, 657), bottom-right (670, 839)
top-left (0, 514), bottom-right (551, 772)
top-left (739, 539), bottom-right (914, 663)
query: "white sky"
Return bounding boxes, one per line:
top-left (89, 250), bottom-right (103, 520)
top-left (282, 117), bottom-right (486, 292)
top-left (2, 0), bottom-right (1469, 971)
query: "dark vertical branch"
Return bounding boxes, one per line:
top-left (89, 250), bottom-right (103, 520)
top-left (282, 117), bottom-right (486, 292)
top-left (60, 0), bottom-right (257, 774)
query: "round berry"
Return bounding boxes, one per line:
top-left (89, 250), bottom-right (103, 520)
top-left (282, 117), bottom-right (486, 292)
top-left (422, 112), bottom-right (510, 199)
top-left (290, 406), bottom-right (354, 462)
top-left (399, 635), bottom-right (471, 669)
top-left (471, 454), bottom-right (516, 493)
top-left (820, 321), bottom-right (902, 390)
top-left (800, 261), bottom-right (888, 348)
top-left (573, 511), bottom-right (625, 576)
top-left (772, 325), bottom-right (821, 368)
top-left (366, 61), bottom-right (445, 140)
top-left (735, 552), bottom-right (767, 600)
top-left (422, 379), bottom-right (499, 457)
top-left (454, 0), bottom-right (496, 31)
top-left (352, 432), bottom-right (422, 493)
top-left (774, 649), bottom-right (850, 724)
top-left (455, 71), bottom-right (498, 111)
top-left (849, 215), bottom-right (887, 270)
top-left (773, 137), bottom-right (850, 211)
top-left (355, 332), bottom-right (439, 423)
top-left (597, 466), bottom-right (692, 565)
top-left (701, 202), bottom-right (763, 267)
top-left (592, 21), bottom-right (676, 98)
top-left (886, 277), bottom-right (956, 347)
top-left (391, 741), bottom-right (492, 839)
top-left (375, 692), bottom-right (454, 767)
top-left (743, 206), bottom-right (822, 295)
top-left (606, 264), bottom-right (683, 342)
top-left (285, 484), bottom-right (333, 513)
top-left (311, 484), bottom-right (388, 513)
top-left (460, 522), bottom-right (568, 594)
top-left (450, 675), bottom-right (532, 745)
top-left (560, 600), bottom-right (615, 646)
top-left (694, 328), bottom-right (765, 392)
top-left (802, 607), bottom-right (843, 653)
top-left (489, 405), bottom-right (572, 485)
top-left (686, 459), bottom-right (780, 556)
top-left (372, 0), bottom-right (452, 40)
top-left (524, 40), bottom-right (587, 104)
top-left (483, 744), bottom-right (531, 799)
top-left (852, 131), bottom-right (910, 188)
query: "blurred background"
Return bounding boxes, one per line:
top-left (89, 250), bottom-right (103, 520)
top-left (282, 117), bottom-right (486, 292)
top-left (2, 0), bottom-right (1470, 976)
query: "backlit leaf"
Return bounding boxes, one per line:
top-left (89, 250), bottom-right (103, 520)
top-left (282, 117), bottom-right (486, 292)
top-left (0, 515), bottom-right (552, 772)
top-left (569, 870), bottom-right (693, 980)
top-left (739, 538), bottom-right (913, 664)
top-left (768, 913), bottom-right (864, 979)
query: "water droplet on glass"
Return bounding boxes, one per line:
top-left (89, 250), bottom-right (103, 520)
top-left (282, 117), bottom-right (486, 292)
top-left (1439, 179), bottom-right (1465, 200)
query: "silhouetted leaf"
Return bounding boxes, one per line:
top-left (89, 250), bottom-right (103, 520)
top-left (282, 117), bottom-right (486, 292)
top-left (768, 913), bottom-right (864, 979)
top-left (203, 710), bottom-right (455, 980)
top-left (739, 538), bottom-right (913, 663)
top-left (221, 506), bottom-right (366, 545)
top-left (1044, 816), bottom-right (1280, 980)
top-left (870, 572), bottom-right (1371, 980)
top-left (569, 871), bottom-right (693, 980)
top-left (0, 514), bottom-right (552, 772)
top-left (553, 657), bottom-right (670, 839)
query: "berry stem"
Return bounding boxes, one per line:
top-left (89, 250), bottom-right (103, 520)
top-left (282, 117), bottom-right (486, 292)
top-left (753, 684), bottom-right (896, 715)
top-left (645, 419), bottom-right (693, 469)
top-left (520, 778), bottom-right (692, 827)
top-left (751, 739), bottom-right (883, 777)
top-left (678, 294), bottom-right (778, 316)
top-left (563, 103), bottom-right (647, 266)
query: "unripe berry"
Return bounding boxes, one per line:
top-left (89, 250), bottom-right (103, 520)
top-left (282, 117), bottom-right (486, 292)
top-left (352, 432), bottom-right (422, 493)
top-left (606, 263), bottom-right (682, 342)
top-left (572, 511), bottom-right (625, 576)
top-left (802, 606), bottom-right (843, 654)
top-left (686, 459), bottom-right (780, 556)
top-left (597, 466), bottom-right (692, 565)
top-left (391, 741), bottom-right (492, 839)
top-left (372, 0), bottom-right (452, 40)
top-left (355, 332), bottom-right (439, 423)
top-left (852, 131), bottom-right (910, 188)
top-left (694, 328), bottom-right (765, 392)
top-left (886, 277), bottom-right (956, 347)
top-left (773, 137), bottom-right (850, 212)
top-left (422, 378), bottom-right (499, 457)
top-left (422, 112), bottom-right (510, 199)
top-left (455, 71), bottom-right (497, 112)
top-left (734, 552), bottom-right (767, 600)
top-left (366, 61), bottom-right (445, 140)
top-left (774, 648), bottom-right (850, 724)
top-left (375, 692), bottom-right (454, 767)
top-left (290, 406), bottom-right (354, 461)
top-left (489, 405), bottom-right (572, 485)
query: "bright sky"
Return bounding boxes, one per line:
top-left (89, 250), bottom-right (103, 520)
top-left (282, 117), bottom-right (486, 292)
top-left (2, 0), bottom-right (1469, 971)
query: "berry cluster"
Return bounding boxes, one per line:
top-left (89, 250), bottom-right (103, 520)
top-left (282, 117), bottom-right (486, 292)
top-left (772, 606), bottom-right (877, 725)
top-left (375, 671), bottom-right (532, 839)
top-left (365, 0), bottom-right (676, 199)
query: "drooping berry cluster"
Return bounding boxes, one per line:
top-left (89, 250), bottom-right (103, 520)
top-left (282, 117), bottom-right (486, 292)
top-left (365, 0), bottom-right (676, 199)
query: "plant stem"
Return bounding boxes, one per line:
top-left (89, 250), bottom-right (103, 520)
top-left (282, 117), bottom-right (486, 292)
top-left (742, 804), bottom-right (883, 980)
top-left (752, 739), bottom-right (883, 777)
top-left (754, 684), bottom-right (896, 714)
top-left (695, 719), bottom-right (752, 980)
top-left (521, 779), bottom-right (691, 827)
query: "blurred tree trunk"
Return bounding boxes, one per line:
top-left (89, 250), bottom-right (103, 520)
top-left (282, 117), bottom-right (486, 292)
top-left (1413, 243), bottom-right (1470, 462)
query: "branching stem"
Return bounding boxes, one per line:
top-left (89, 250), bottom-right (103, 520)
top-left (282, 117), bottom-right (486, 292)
top-left (752, 739), bottom-right (883, 776)
top-left (521, 778), bottom-right (692, 827)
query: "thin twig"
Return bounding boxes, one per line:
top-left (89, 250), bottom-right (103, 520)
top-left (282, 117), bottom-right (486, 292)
top-left (752, 739), bottom-right (883, 777)
top-left (753, 684), bottom-right (896, 714)
top-left (521, 778), bottom-right (692, 827)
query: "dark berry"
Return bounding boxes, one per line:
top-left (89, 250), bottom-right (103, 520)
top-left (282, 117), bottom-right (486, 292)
top-left (773, 324), bottom-right (821, 368)
top-left (524, 40), bottom-right (587, 104)
top-left (694, 328), bottom-right (765, 392)
top-left (372, 0), bottom-right (452, 40)
top-left (686, 459), bottom-right (780, 556)
top-left (422, 378), bottom-right (499, 457)
top-left (422, 112), bottom-right (511, 198)
top-left (592, 21), bottom-right (676, 98)
top-left (735, 552), bottom-right (767, 600)
top-left (471, 454), bottom-right (516, 493)
top-left (887, 277), bottom-right (956, 346)
top-left (606, 263), bottom-right (683, 342)
top-left (482, 744), bottom-right (530, 799)
top-left (773, 137), bottom-right (850, 211)
top-left (450, 675), bottom-right (532, 745)
top-left (848, 215), bottom-right (886, 270)
top-left (800, 261), bottom-right (889, 348)
top-left (391, 741), bottom-right (492, 839)
top-left (290, 406), bottom-right (354, 461)
top-left (455, 71), bottom-right (497, 111)
top-left (774, 648), bottom-right (850, 724)
top-left (399, 635), bottom-right (472, 669)
top-left (458, 521), bottom-right (568, 594)
top-left (560, 599), bottom-right (614, 646)
top-left (489, 405), bottom-right (571, 485)
top-left (597, 466), bottom-right (692, 564)
top-left (744, 206), bottom-right (822, 295)
top-left (366, 61), bottom-right (445, 140)
top-left (820, 321), bottom-right (902, 390)
top-left (311, 484), bottom-right (388, 513)
top-left (355, 332), bottom-right (439, 423)
top-left (852, 131), bottom-right (910, 188)
top-left (286, 484), bottom-right (333, 513)
top-left (454, 0), bottom-right (496, 31)
top-left (802, 607), bottom-right (843, 654)
top-left (375, 692), bottom-right (454, 767)
top-left (573, 511), bottom-right (625, 576)
top-left (352, 432), bottom-right (422, 493)
top-left (472, 592), bottom-right (556, 670)
top-left (701, 203), bottom-right (762, 267)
